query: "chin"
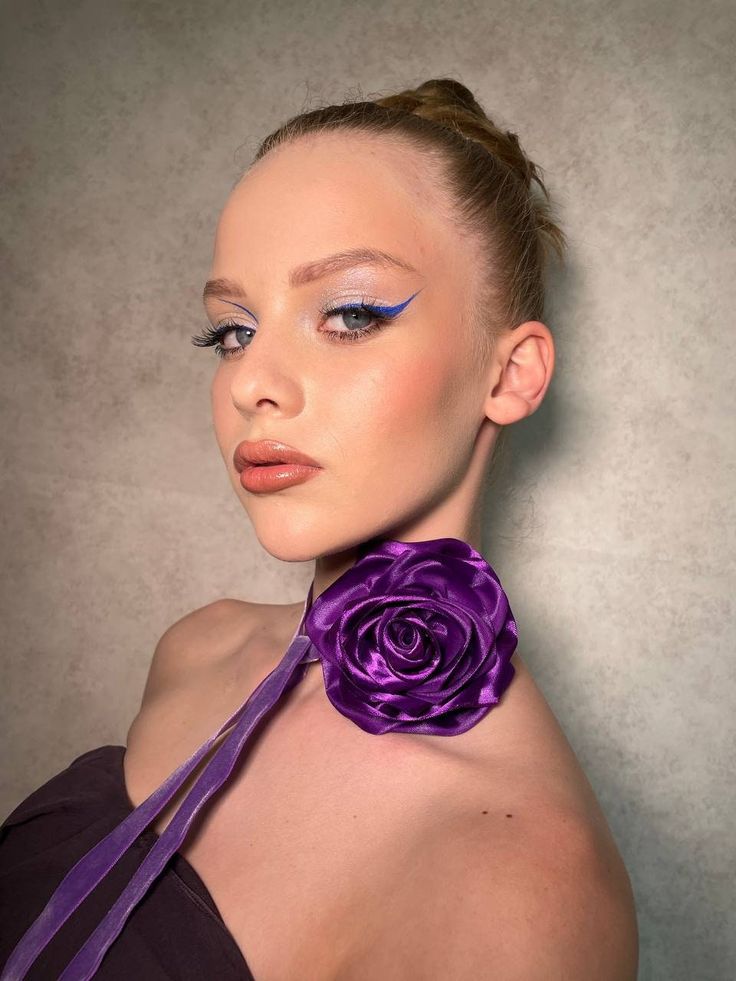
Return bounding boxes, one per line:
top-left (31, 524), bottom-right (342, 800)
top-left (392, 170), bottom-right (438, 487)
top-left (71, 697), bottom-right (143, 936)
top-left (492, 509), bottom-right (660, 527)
top-left (255, 534), bottom-right (321, 564)
top-left (248, 510), bottom-right (381, 565)
top-left (247, 513), bottom-right (332, 563)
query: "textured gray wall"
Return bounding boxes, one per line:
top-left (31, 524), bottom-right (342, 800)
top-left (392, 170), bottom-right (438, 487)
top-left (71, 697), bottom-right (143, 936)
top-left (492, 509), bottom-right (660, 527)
top-left (1, 1), bottom-right (734, 978)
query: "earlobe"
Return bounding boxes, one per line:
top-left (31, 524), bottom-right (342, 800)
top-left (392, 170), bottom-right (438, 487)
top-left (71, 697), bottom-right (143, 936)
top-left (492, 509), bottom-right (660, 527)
top-left (483, 321), bottom-right (555, 425)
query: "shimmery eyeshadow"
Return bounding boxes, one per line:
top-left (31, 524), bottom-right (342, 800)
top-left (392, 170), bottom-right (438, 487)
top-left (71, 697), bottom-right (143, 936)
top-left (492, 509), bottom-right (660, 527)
top-left (223, 287), bottom-right (422, 322)
top-left (224, 300), bottom-right (259, 321)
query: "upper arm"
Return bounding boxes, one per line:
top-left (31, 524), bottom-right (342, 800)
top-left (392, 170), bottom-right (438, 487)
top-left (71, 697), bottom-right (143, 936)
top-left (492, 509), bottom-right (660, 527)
top-left (417, 817), bottom-right (639, 981)
top-left (136, 598), bottom-right (256, 707)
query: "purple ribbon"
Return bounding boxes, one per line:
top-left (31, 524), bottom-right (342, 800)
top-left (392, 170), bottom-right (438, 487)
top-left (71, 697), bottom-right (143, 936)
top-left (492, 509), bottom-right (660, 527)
top-left (2, 588), bottom-right (316, 981)
top-left (2, 536), bottom-right (517, 979)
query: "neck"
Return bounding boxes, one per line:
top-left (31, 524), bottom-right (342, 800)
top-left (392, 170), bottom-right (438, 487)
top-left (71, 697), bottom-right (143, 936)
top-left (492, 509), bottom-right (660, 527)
top-left (310, 419), bottom-right (498, 601)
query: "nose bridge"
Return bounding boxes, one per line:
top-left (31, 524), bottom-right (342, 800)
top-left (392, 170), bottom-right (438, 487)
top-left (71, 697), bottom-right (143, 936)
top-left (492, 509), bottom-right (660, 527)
top-left (228, 303), bottom-right (303, 413)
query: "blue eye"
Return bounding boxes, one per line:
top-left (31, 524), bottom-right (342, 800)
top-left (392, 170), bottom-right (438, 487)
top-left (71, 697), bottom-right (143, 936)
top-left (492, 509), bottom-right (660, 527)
top-left (190, 320), bottom-right (256, 360)
top-left (320, 302), bottom-right (396, 343)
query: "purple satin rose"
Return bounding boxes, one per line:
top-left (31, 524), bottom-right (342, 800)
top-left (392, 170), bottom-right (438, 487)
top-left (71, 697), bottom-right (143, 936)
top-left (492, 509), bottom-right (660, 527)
top-left (304, 536), bottom-right (518, 735)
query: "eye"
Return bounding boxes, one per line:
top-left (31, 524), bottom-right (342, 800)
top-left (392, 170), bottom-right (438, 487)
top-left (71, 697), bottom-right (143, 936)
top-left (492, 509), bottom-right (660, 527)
top-left (332, 307), bottom-right (376, 332)
top-left (320, 303), bottom-right (393, 342)
top-left (190, 320), bottom-right (255, 360)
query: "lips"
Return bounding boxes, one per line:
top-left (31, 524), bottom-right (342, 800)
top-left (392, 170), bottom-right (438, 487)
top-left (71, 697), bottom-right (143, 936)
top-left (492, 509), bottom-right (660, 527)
top-left (233, 439), bottom-right (321, 473)
top-left (233, 439), bottom-right (322, 493)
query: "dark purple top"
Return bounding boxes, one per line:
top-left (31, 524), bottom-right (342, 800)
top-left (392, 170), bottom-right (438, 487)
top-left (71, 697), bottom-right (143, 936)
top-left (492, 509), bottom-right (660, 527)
top-left (0, 745), bottom-right (255, 980)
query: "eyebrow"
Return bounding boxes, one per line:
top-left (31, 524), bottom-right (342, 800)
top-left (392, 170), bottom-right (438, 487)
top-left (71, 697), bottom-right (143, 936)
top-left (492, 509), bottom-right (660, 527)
top-left (202, 247), bottom-right (419, 304)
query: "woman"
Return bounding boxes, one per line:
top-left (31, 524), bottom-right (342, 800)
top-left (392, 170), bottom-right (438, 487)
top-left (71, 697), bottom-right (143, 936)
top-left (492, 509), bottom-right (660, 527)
top-left (1, 78), bottom-right (638, 979)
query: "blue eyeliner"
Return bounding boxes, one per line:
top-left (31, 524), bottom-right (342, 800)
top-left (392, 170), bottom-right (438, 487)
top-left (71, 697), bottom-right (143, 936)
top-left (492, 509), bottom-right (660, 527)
top-left (338, 289), bottom-right (422, 316)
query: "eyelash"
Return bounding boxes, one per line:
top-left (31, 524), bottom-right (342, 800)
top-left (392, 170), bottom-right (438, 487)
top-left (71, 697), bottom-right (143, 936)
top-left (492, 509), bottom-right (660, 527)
top-left (190, 301), bottom-right (397, 361)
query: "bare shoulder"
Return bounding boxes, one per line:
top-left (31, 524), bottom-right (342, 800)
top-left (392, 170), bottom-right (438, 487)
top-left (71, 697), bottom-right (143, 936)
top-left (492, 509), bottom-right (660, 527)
top-left (369, 807), bottom-right (638, 981)
top-left (460, 810), bottom-right (639, 980)
top-left (347, 655), bottom-right (639, 980)
top-left (136, 597), bottom-right (258, 706)
top-left (447, 662), bottom-right (640, 979)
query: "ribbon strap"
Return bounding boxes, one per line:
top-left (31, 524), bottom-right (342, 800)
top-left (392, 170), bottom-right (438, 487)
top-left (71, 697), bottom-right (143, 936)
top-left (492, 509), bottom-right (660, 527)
top-left (2, 586), bottom-right (316, 981)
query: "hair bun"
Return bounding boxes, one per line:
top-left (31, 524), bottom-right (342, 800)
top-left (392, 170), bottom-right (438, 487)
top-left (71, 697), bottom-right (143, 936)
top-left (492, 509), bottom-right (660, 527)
top-left (378, 77), bottom-right (485, 117)
top-left (375, 78), bottom-right (536, 194)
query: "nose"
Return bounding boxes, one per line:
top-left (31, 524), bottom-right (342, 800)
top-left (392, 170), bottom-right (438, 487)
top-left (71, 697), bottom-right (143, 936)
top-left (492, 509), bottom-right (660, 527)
top-left (227, 319), bottom-right (304, 419)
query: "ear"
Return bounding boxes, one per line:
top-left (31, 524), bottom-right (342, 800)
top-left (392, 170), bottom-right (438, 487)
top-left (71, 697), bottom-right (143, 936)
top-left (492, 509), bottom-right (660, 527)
top-left (482, 321), bottom-right (555, 425)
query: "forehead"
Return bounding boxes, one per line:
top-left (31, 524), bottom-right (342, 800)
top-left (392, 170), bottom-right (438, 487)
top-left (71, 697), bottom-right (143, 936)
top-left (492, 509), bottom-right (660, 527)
top-left (212, 131), bottom-right (471, 282)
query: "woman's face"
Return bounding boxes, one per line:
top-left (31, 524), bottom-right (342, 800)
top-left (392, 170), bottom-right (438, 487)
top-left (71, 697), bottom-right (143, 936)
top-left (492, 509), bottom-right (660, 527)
top-left (205, 131), bottom-right (494, 562)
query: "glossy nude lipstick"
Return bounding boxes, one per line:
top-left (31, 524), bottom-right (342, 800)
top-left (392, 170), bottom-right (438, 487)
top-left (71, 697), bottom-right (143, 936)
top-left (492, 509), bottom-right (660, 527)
top-left (233, 439), bottom-right (322, 493)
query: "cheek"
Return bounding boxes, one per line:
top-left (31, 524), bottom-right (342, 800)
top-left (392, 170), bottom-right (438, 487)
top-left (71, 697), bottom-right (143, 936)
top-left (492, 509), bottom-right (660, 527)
top-left (210, 369), bottom-right (237, 458)
top-left (331, 347), bottom-right (471, 471)
top-left (389, 356), bottom-right (456, 436)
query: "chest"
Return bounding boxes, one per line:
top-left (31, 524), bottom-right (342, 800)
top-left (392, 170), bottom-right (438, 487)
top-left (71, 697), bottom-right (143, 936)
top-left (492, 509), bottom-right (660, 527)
top-left (123, 659), bottom-right (480, 979)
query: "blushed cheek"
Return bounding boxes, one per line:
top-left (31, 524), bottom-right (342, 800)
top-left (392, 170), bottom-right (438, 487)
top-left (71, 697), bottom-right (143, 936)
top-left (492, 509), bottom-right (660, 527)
top-left (363, 350), bottom-right (470, 481)
top-left (401, 346), bottom-right (465, 431)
